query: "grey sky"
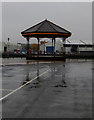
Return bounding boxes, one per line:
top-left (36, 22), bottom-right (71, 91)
top-left (2, 2), bottom-right (92, 44)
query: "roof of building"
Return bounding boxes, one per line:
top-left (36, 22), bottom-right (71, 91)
top-left (21, 19), bottom-right (72, 38)
top-left (64, 44), bottom-right (94, 47)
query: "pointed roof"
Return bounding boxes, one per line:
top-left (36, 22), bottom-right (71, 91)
top-left (21, 19), bottom-right (72, 38)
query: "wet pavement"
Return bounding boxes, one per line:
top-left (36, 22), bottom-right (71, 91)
top-left (1, 58), bottom-right (92, 118)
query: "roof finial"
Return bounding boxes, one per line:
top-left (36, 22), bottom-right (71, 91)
top-left (45, 18), bottom-right (47, 21)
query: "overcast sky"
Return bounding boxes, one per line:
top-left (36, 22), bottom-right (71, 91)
top-left (2, 2), bottom-right (92, 44)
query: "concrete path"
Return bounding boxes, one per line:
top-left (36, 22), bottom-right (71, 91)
top-left (1, 59), bottom-right (92, 118)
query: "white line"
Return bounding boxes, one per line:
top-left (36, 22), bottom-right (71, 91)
top-left (0, 69), bottom-right (50, 102)
top-left (0, 89), bottom-right (14, 91)
top-left (1, 61), bottom-right (52, 66)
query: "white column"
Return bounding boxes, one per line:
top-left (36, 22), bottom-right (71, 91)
top-left (37, 37), bottom-right (40, 58)
top-left (62, 37), bottom-right (66, 54)
top-left (52, 38), bottom-right (53, 55)
top-left (78, 45), bottom-right (80, 53)
top-left (44, 40), bottom-right (45, 54)
top-left (54, 38), bottom-right (56, 57)
top-left (26, 37), bottom-right (30, 55)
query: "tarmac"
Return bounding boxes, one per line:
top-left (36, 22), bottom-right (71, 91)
top-left (1, 58), bottom-right (92, 118)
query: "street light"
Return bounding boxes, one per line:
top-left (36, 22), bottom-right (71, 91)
top-left (7, 37), bottom-right (10, 51)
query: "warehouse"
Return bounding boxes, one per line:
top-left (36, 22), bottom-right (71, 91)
top-left (64, 44), bottom-right (94, 53)
top-left (40, 40), bottom-right (94, 54)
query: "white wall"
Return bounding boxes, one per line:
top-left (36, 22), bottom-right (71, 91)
top-left (0, 41), bottom-right (22, 52)
top-left (40, 39), bottom-right (63, 52)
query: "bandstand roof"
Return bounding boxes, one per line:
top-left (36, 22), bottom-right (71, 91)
top-left (21, 19), bottom-right (72, 38)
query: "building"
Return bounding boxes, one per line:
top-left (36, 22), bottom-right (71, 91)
top-left (0, 41), bottom-right (22, 53)
top-left (40, 40), bottom-right (94, 55)
top-left (64, 44), bottom-right (94, 53)
top-left (40, 39), bottom-right (63, 54)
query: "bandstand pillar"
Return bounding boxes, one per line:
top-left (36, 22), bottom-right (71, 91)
top-left (37, 37), bottom-right (40, 59)
top-left (62, 37), bottom-right (67, 61)
top-left (26, 37), bottom-right (30, 57)
top-left (62, 37), bottom-right (66, 55)
top-left (52, 38), bottom-right (53, 55)
top-left (54, 38), bottom-right (56, 58)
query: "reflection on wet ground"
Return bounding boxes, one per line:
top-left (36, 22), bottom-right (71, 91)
top-left (1, 58), bottom-right (92, 118)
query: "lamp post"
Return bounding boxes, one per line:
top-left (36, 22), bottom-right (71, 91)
top-left (7, 37), bottom-right (10, 52)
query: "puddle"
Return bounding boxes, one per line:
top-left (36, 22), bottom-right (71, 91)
top-left (30, 85), bottom-right (41, 88)
top-left (22, 81), bottom-right (30, 85)
top-left (54, 90), bottom-right (62, 93)
top-left (33, 82), bottom-right (39, 85)
top-left (54, 84), bottom-right (67, 87)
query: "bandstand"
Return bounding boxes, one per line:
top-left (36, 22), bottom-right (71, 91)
top-left (21, 19), bottom-right (72, 61)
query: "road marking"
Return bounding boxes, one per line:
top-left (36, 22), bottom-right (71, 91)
top-left (0, 69), bottom-right (50, 102)
top-left (1, 61), bottom-right (52, 66)
top-left (0, 89), bottom-right (14, 91)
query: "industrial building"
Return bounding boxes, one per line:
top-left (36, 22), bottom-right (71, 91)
top-left (40, 40), bottom-right (94, 54)
top-left (0, 41), bottom-right (22, 53)
top-left (64, 44), bottom-right (93, 53)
